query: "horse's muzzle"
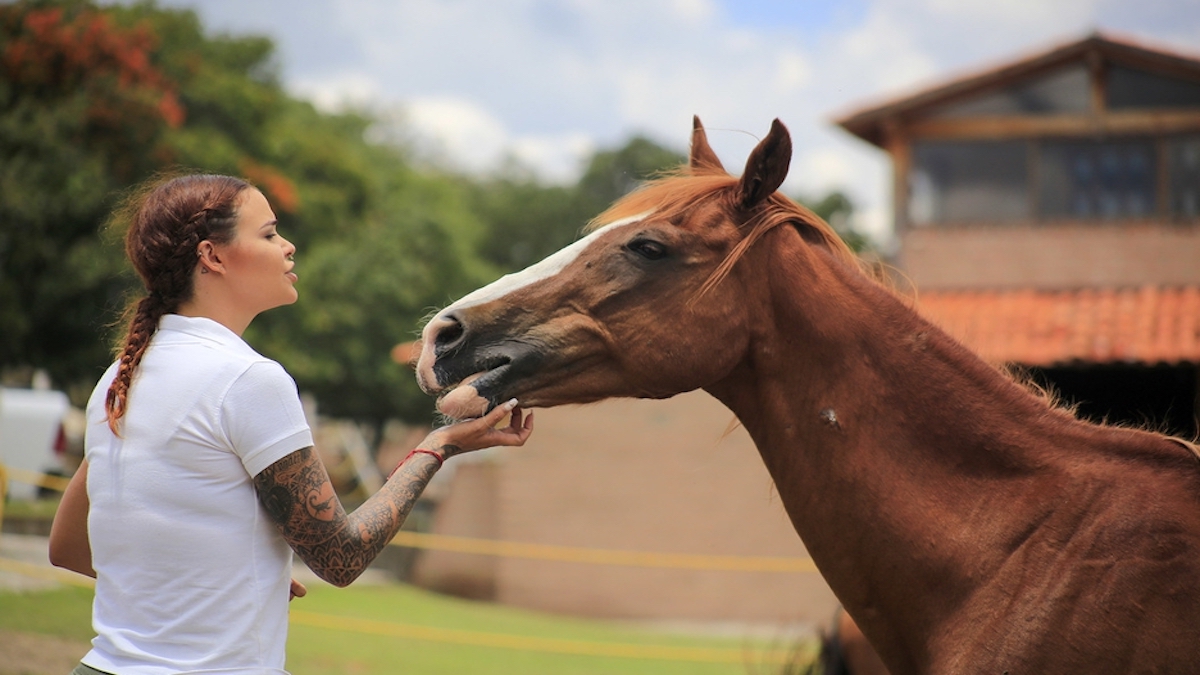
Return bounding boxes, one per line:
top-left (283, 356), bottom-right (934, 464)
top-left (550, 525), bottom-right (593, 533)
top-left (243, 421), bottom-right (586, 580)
top-left (416, 313), bottom-right (545, 416)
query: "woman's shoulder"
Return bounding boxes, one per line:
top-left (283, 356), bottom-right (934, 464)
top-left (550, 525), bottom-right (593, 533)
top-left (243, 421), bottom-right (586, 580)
top-left (85, 361), bottom-right (122, 411)
top-left (228, 359), bottom-right (301, 403)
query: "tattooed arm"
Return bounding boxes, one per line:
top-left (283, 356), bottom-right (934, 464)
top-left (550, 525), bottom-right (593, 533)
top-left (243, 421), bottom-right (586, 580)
top-left (253, 445), bottom-right (436, 587)
top-left (253, 400), bottom-right (533, 587)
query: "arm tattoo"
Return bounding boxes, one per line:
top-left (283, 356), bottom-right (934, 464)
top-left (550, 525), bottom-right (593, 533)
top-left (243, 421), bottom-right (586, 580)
top-left (253, 446), bottom-right (440, 587)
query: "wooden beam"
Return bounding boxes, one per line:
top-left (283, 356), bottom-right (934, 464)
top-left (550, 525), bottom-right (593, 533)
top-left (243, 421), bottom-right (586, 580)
top-left (1157, 136), bottom-right (1171, 218)
top-left (905, 110), bottom-right (1200, 140)
top-left (1088, 48), bottom-right (1107, 116)
top-left (883, 120), bottom-right (911, 233)
top-left (1028, 139), bottom-right (1041, 219)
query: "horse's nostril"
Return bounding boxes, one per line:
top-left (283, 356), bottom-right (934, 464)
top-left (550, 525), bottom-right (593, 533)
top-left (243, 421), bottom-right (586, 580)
top-left (434, 314), bottom-right (465, 354)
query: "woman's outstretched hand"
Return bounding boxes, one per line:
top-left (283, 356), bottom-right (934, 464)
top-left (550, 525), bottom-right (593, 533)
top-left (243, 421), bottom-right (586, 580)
top-left (421, 399), bottom-right (534, 461)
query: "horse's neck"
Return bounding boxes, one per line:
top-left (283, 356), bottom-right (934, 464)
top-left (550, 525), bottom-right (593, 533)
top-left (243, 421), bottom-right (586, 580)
top-left (706, 241), bottom-right (1084, 669)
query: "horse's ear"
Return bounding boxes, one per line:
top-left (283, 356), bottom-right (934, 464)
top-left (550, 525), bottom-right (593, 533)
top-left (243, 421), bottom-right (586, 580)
top-left (737, 119), bottom-right (791, 209)
top-left (689, 115), bottom-right (726, 174)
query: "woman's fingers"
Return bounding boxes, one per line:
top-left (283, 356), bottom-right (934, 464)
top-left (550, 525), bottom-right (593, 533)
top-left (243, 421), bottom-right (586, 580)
top-left (496, 405), bottom-right (533, 442)
top-left (483, 398), bottom-right (519, 424)
top-left (426, 400), bottom-right (535, 457)
top-left (503, 406), bottom-right (524, 432)
top-left (507, 407), bottom-right (533, 439)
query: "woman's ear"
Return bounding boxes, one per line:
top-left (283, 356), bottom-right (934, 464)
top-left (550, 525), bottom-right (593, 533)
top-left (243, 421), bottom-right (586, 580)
top-left (197, 241), bottom-right (223, 275)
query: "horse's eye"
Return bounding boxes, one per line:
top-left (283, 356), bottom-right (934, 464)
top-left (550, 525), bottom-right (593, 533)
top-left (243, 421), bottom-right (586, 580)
top-left (627, 239), bottom-right (667, 261)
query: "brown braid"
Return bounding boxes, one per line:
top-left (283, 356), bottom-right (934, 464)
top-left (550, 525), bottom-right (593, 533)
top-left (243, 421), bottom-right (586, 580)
top-left (105, 173), bottom-right (252, 435)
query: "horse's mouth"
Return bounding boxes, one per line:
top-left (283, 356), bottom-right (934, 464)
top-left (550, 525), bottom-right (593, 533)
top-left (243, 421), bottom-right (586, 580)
top-left (430, 345), bottom-right (545, 419)
top-left (434, 362), bottom-right (508, 417)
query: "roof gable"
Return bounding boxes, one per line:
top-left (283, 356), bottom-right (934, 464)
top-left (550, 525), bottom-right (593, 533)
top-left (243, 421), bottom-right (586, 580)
top-left (836, 32), bottom-right (1200, 148)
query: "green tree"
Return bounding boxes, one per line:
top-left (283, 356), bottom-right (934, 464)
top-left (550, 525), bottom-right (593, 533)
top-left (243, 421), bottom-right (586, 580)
top-left (0, 1), bottom-right (184, 395)
top-left (248, 156), bottom-right (491, 430)
top-left (474, 135), bottom-right (685, 271)
top-left (793, 189), bottom-right (870, 252)
top-left (471, 135), bottom-right (870, 276)
top-left (119, 4), bottom-right (492, 427)
top-left (573, 135), bottom-right (685, 216)
top-left (0, 0), bottom-right (871, 440)
top-left (0, 1), bottom-right (490, 430)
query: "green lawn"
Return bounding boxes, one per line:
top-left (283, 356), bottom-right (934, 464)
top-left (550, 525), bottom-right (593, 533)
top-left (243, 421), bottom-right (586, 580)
top-left (0, 581), bottom-right (816, 675)
top-left (0, 585), bottom-right (94, 642)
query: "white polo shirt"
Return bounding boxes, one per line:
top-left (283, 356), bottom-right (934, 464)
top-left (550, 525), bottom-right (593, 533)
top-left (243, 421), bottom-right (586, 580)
top-left (82, 314), bottom-right (314, 675)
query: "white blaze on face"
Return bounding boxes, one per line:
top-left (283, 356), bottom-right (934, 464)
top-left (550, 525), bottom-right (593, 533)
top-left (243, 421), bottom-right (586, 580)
top-left (417, 210), bottom-right (655, 418)
top-left (443, 209), bottom-right (656, 314)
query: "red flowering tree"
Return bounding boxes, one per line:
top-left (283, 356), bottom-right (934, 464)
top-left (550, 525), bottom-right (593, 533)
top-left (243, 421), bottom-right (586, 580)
top-left (0, 2), bottom-right (298, 393)
top-left (0, 2), bottom-right (484, 430)
top-left (0, 2), bottom-right (189, 389)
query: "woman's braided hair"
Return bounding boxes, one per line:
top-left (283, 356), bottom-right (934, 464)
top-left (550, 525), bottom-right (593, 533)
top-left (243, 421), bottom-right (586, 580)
top-left (105, 173), bottom-right (251, 434)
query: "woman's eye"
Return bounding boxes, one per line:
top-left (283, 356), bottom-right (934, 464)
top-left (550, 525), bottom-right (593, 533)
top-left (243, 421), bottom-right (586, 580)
top-left (627, 239), bottom-right (667, 260)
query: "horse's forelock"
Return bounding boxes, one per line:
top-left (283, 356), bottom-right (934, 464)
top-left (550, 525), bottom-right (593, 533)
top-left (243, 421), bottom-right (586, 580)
top-left (585, 170), bottom-right (737, 232)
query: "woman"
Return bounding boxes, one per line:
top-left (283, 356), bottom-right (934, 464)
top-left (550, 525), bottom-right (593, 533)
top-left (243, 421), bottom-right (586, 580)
top-left (49, 173), bottom-right (533, 675)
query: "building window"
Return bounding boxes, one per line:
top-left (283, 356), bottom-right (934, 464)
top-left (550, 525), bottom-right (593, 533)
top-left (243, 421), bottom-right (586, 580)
top-left (909, 140), bottom-right (1029, 225)
top-left (1107, 66), bottom-right (1200, 110)
top-left (1038, 139), bottom-right (1157, 220)
top-left (931, 64), bottom-right (1091, 118)
top-left (1168, 135), bottom-right (1200, 219)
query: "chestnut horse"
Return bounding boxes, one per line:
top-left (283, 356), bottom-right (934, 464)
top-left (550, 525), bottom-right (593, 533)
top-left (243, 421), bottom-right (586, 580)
top-left (416, 117), bottom-right (1200, 674)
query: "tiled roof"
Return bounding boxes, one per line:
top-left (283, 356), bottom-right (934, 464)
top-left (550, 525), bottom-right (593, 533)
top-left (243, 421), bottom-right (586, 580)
top-left (916, 286), bottom-right (1200, 366)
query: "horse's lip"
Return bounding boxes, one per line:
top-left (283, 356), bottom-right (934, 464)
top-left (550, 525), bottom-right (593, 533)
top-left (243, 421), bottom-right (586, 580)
top-left (471, 363), bottom-right (512, 397)
top-left (437, 358), bottom-right (514, 401)
top-left (432, 341), bottom-right (547, 411)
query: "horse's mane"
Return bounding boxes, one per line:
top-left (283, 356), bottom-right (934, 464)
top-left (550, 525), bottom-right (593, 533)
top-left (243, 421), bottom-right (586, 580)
top-left (587, 166), bottom-right (871, 297)
top-left (586, 167), bottom-right (1200, 452)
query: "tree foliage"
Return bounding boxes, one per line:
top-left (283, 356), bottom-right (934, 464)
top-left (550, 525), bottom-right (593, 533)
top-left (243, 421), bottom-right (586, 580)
top-left (473, 136), bottom-right (686, 271)
top-left (0, 0), bottom-right (485, 426)
top-left (0, 1), bottom-right (183, 396)
top-left (0, 0), bottom-right (870, 437)
top-left (795, 189), bottom-right (866, 252)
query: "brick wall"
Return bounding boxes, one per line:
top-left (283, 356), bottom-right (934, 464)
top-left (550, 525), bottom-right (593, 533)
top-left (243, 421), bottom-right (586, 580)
top-left (900, 223), bottom-right (1200, 290)
top-left (412, 460), bottom-right (500, 599)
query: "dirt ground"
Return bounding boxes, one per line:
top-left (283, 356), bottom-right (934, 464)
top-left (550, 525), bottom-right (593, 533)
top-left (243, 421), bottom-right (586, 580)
top-left (0, 629), bottom-right (90, 675)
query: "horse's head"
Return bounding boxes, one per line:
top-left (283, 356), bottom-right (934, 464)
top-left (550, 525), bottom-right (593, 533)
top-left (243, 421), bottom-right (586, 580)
top-left (416, 117), bottom-right (847, 419)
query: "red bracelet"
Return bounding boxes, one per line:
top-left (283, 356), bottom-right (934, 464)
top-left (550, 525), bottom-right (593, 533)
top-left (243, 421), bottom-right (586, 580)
top-left (387, 448), bottom-right (444, 479)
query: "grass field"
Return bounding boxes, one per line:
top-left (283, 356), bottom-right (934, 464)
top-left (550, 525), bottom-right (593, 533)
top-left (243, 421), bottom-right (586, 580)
top-left (0, 580), bottom-right (816, 675)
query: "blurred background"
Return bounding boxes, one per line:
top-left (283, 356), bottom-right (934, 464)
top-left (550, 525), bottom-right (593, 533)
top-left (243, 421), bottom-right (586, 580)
top-left (2, 0), bottom-right (1199, 672)
top-left (2, 0), bottom-right (1197, 433)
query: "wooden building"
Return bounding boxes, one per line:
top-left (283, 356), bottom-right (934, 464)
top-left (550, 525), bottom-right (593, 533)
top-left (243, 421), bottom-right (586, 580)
top-left (837, 31), bottom-right (1200, 437)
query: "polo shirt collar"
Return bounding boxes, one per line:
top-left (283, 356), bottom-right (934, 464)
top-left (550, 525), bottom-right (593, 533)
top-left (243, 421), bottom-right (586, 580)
top-left (158, 314), bottom-right (256, 356)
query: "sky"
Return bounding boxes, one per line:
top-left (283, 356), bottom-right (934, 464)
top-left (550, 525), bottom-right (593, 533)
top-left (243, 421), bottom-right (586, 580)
top-left (148, 0), bottom-right (1200, 246)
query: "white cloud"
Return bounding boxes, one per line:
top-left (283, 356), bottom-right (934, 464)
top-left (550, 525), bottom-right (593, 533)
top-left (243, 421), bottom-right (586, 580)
top-left (795, 147), bottom-right (865, 198)
top-left (153, 0), bottom-right (1200, 248)
top-left (366, 97), bottom-right (595, 185)
top-left (774, 50), bottom-right (813, 93)
top-left (396, 97), bottom-right (510, 174)
top-left (291, 73), bottom-right (382, 114)
top-left (508, 133), bottom-right (597, 184)
top-left (669, 0), bottom-right (718, 23)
